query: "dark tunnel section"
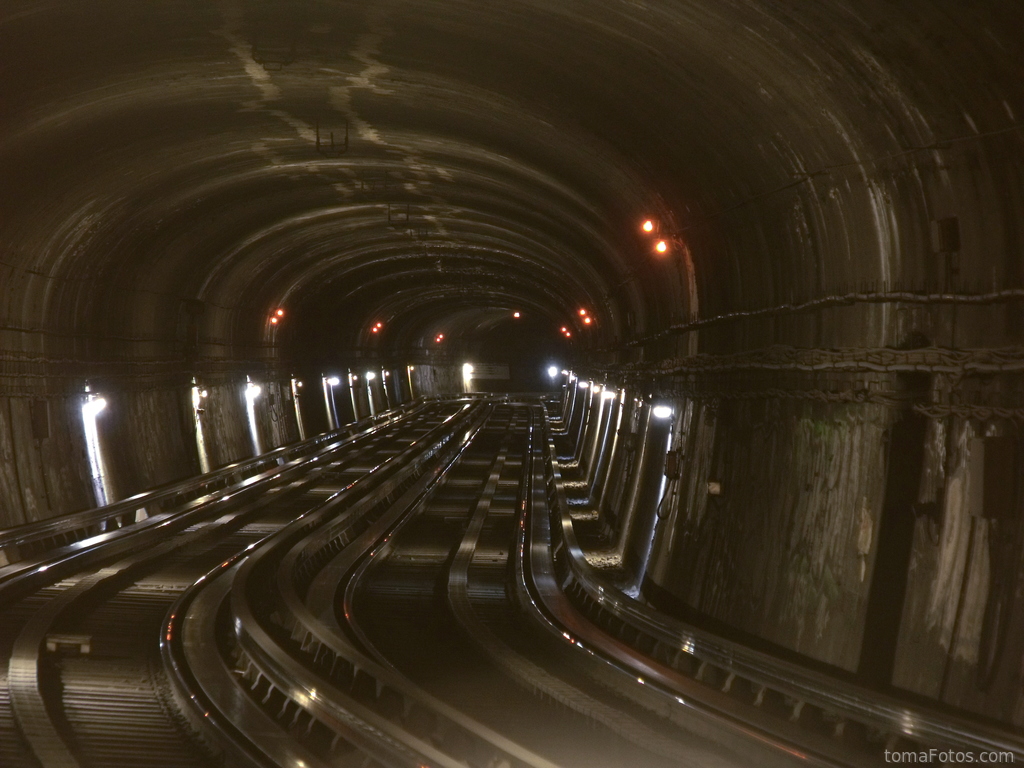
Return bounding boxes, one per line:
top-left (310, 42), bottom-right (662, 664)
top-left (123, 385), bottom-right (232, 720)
top-left (0, 0), bottom-right (1023, 733)
top-left (858, 401), bottom-right (929, 688)
top-left (462, 316), bottom-right (570, 393)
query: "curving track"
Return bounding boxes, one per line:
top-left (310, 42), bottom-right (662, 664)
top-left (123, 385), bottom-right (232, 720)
top-left (0, 399), bottom-right (472, 768)
top-left (1, 395), bottom-right (1021, 768)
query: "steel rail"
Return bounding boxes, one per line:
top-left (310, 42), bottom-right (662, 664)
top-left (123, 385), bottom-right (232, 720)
top-left (535, 404), bottom-right (1024, 764)
top-left (266, 404), bottom-right (565, 768)
top-left (4, 401), bottom-right (463, 768)
top-left (0, 403), bottom-right (436, 573)
top-left (0, 399), bottom-right (436, 606)
top-left (164, 562), bottom-right (329, 768)
top-left (9, 469), bottom-right (325, 768)
top-left (444, 407), bottom-right (709, 765)
top-left (505, 408), bottom-right (831, 767)
top-left (516, 421), bottom-right (843, 767)
top-left (160, 402), bottom-right (484, 768)
top-left (169, 401), bottom-right (552, 767)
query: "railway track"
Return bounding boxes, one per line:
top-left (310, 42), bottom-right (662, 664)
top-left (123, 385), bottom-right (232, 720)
top-left (1, 393), bottom-right (1020, 767)
top-left (0, 399), bottom-right (471, 768)
top-left (348, 404), bottom-right (722, 766)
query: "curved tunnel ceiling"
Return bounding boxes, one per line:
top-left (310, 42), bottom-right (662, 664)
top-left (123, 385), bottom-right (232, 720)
top-left (1, 1), bottom-right (1022, 380)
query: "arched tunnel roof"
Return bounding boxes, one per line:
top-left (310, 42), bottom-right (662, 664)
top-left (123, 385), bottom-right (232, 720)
top-left (1, 1), bottom-right (1022, 385)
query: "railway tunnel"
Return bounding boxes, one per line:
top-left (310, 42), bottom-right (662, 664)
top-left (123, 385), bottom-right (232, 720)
top-left (1, 1), bottom-right (1023, 765)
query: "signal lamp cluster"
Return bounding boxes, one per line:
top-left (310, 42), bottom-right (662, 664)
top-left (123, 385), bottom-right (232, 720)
top-left (641, 218), bottom-right (670, 254)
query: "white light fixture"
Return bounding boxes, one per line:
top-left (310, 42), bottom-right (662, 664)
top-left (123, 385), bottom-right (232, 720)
top-left (602, 390), bottom-right (617, 400)
top-left (578, 381), bottom-right (589, 389)
top-left (652, 405), bottom-right (674, 419)
top-left (323, 376), bottom-right (340, 429)
top-left (190, 385), bottom-right (211, 474)
top-left (547, 366), bottom-right (558, 378)
top-left (244, 378), bottom-right (262, 455)
top-left (291, 377), bottom-right (306, 441)
top-left (365, 373), bottom-right (377, 416)
top-left (82, 391), bottom-right (111, 506)
top-left (82, 397), bottom-right (108, 417)
top-left (463, 363), bottom-right (474, 376)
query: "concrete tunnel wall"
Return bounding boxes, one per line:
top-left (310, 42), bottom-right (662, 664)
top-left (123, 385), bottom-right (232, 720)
top-left (0, 364), bottom-right (464, 525)
top-left (0, 0), bottom-right (1022, 735)
top-left (563, 375), bottom-right (1024, 727)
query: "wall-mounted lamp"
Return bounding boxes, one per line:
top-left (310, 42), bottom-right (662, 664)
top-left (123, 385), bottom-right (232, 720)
top-left (82, 391), bottom-right (111, 506)
top-left (82, 397), bottom-right (107, 418)
top-left (291, 377), bottom-right (306, 441)
top-left (190, 383), bottom-right (211, 473)
top-left (245, 378), bottom-right (262, 454)
top-left (323, 376), bottom-right (341, 430)
top-left (191, 387), bottom-right (209, 410)
top-left (652, 405), bottom-right (674, 419)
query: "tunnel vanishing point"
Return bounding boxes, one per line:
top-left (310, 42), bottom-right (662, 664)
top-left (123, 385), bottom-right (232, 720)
top-left (1, 0), bottom-right (1023, 753)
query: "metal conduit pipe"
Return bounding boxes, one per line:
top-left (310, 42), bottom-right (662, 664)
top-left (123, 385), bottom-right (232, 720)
top-left (561, 375), bottom-right (578, 426)
top-left (611, 401), bottom-right (653, 544)
top-left (351, 374), bottom-right (370, 421)
top-left (572, 385), bottom-right (598, 464)
top-left (593, 393), bottom-right (630, 520)
top-left (393, 369), bottom-right (409, 404)
top-left (556, 376), bottom-right (579, 434)
top-left (618, 403), bottom-right (674, 590)
top-left (588, 392), bottom-right (623, 502)
top-left (566, 383), bottom-right (590, 459)
top-left (580, 388), bottom-right (611, 481)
